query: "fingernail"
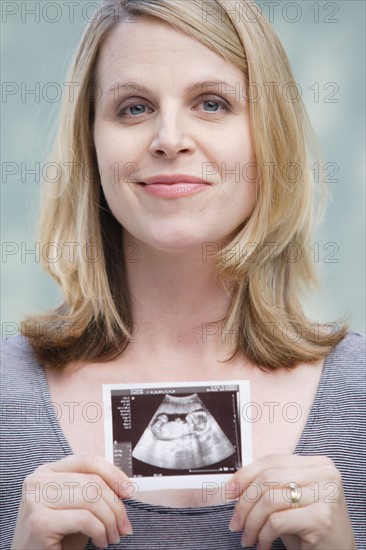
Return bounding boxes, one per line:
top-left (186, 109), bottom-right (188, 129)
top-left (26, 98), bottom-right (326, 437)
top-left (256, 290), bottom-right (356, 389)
top-left (240, 533), bottom-right (248, 547)
top-left (113, 535), bottom-right (121, 544)
top-left (225, 481), bottom-right (237, 493)
top-left (122, 517), bottom-right (133, 535)
top-left (229, 511), bottom-right (241, 532)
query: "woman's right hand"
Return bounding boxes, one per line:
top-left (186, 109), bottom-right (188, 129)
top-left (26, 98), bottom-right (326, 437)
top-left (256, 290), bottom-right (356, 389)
top-left (11, 455), bottom-right (135, 550)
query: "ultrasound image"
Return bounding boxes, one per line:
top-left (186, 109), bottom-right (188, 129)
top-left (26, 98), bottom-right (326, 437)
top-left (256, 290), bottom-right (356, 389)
top-left (131, 393), bottom-right (235, 469)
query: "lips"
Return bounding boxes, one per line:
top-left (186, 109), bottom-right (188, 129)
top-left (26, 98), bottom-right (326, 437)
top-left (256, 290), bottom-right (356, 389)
top-left (140, 174), bottom-right (210, 185)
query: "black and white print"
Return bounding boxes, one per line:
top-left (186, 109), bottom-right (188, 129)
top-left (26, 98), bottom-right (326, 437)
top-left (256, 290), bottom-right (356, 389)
top-left (103, 380), bottom-right (252, 490)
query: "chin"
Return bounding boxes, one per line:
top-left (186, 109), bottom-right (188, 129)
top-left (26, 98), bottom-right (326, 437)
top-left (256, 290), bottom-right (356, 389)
top-left (123, 224), bottom-right (228, 256)
top-left (135, 230), bottom-right (209, 255)
top-left (149, 239), bottom-right (206, 255)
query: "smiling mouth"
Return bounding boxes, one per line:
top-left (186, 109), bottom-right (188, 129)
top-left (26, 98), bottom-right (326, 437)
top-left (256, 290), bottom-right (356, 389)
top-left (136, 182), bottom-right (209, 186)
top-left (136, 181), bottom-right (210, 198)
top-left (137, 174), bottom-right (211, 186)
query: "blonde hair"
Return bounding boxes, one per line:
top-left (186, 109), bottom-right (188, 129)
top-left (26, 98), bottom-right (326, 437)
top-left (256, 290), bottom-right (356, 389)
top-left (22, 0), bottom-right (348, 369)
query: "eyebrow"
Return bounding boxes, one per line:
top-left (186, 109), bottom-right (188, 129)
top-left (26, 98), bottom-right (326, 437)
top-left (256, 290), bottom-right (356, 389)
top-left (107, 80), bottom-right (237, 95)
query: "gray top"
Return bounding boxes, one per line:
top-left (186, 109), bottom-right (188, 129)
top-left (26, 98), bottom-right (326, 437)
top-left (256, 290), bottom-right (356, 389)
top-left (1, 332), bottom-right (365, 549)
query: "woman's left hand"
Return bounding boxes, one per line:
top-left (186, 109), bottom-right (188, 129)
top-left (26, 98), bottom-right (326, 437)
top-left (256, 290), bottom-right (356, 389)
top-left (225, 454), bottom-right (357, 550)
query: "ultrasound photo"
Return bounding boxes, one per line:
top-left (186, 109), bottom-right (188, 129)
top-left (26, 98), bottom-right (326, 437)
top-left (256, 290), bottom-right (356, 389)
top-left (103, 380), bottom-right (252, 490)
top-left (131, 393), bottom-right (235, 469)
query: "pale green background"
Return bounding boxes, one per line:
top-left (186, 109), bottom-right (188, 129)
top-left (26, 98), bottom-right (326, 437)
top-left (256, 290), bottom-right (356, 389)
top-left (1, 1), bottom-right (365, 337)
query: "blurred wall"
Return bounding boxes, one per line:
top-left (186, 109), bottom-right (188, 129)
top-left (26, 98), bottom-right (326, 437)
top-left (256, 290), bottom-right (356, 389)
top-left (1, 0), bottom-right (365, 340)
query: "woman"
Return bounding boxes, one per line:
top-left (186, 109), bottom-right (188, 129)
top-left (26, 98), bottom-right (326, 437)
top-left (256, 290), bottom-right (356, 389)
top-left (1, 0), bottom-right (364, 549)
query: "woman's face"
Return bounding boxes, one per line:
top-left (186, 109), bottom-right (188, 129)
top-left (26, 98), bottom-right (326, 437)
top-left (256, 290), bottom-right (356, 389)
top-left (93, 16), bottom-right (257, 253)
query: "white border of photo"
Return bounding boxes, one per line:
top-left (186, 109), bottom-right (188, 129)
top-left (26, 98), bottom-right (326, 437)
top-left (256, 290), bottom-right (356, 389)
top-left (103, 380), bottom-right (253, 491)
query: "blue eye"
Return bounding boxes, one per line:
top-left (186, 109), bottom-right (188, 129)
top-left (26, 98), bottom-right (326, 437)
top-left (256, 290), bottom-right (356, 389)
top-left (125, 104), bottom-right (147, 116)
top-left (117, 96), bottom-right (229, 118)
top-left (117, 102), bottom-right (151, 117)
top-left (201, 96), bottom-right (229, 112)
top-left (203, 100), bottom-right (221, 112)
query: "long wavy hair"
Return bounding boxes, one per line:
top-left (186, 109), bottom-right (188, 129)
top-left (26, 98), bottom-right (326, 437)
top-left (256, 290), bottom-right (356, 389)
top-left (22, 0), bottom-right (348, 369)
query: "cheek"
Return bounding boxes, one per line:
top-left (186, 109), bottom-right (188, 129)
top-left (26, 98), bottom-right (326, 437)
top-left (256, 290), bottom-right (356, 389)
top-left (214, 127), bottom-right (256, 178)
top-left (231, 130), bottom-right (256, 166)
top-left (95, 130), bottom-right (147, 185)
top-left (94, 149), bottom-right (128, 194)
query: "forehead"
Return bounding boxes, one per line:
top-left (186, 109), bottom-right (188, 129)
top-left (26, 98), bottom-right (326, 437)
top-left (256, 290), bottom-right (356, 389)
top-left (94, 16), bottom-right (244, 89)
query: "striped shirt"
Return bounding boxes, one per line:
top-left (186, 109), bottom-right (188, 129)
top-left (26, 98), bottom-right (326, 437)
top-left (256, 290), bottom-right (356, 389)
top-left (1, 332), bottom-right (365, 549)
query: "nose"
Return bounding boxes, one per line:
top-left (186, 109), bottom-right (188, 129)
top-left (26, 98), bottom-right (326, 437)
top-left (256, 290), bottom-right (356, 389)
top-left (148, 109), bottom-right (194, 159)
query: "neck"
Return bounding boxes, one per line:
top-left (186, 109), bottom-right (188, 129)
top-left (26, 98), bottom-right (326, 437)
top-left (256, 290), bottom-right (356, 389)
top-left (122, 231), bottom-right (236, 365)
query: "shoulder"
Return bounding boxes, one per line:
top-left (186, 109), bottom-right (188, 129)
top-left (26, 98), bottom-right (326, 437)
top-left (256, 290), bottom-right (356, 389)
top-left (333, 330), bottom-right (365, 356)
top-left (328, 331), bottom-right (365, 373)
top-left (1, 333), bottom-right (38, 364)
top-left (323, 331), bottom-right (365, 399)
top-left (0, 334), bottom-right (41, 392)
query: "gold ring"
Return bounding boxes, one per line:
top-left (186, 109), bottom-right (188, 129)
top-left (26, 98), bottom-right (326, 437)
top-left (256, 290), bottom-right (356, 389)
top-left (289, 482), bottom-right (301, 508)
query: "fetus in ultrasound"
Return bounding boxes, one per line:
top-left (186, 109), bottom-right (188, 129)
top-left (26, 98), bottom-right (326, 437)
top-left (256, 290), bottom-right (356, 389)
top-left (132, 393), bottom-right (235, 469)
top-left (151, 409), bottom-right (208, 439)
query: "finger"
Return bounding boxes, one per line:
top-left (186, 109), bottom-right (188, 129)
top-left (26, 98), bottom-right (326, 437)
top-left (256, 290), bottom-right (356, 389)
top-left (37, 455), bottom-right (132, 499)
top-left (44, 507), bottom-right (110, 550)
top-left (228, 459), bottom-right (345, 548)
top-left (225, 455), bottom-right (334, 499)
top-left (35, 471), bottom-right (132, 538)
top-left (256, 507), bottom-right (317, 550)
top-left (238, 486), bottom-right (317, 547)
top-left (66, 479), bottom-right (122, 544)
top-left (232, 464), bottom-right (331, 525)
